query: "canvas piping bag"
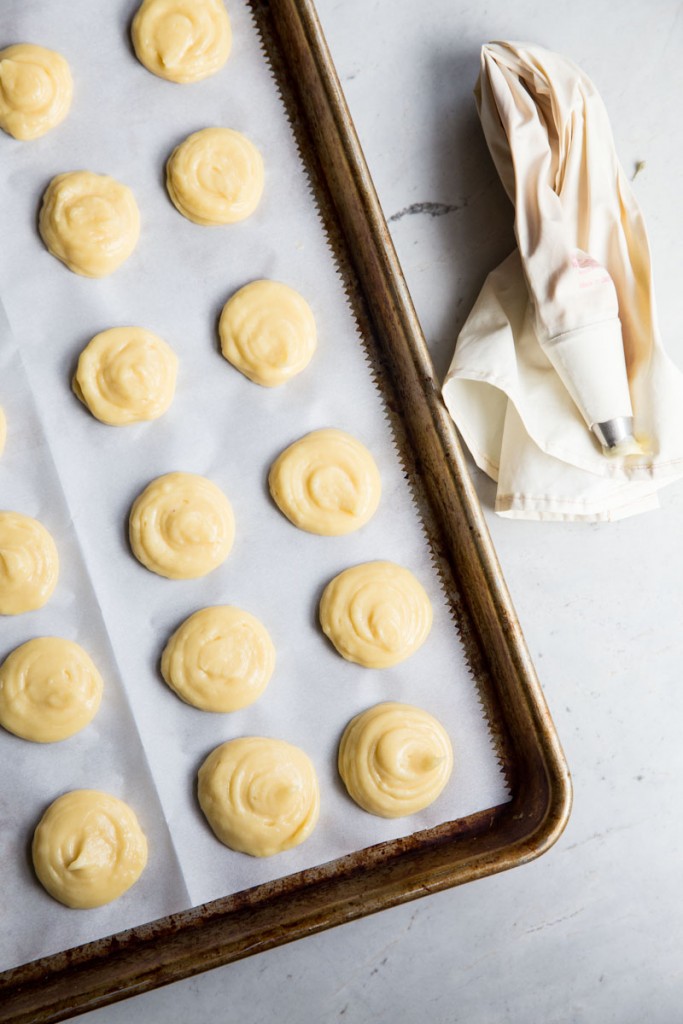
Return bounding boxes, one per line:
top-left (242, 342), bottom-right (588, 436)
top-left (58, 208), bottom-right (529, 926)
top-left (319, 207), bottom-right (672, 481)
top-left (442, 41), bottom-right (683, 521)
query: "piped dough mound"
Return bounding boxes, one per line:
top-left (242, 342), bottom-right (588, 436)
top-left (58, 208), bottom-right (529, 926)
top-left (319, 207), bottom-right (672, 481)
top-left (0, 511), bottom-right (59, 616)
top-left (73, 327), bottom-right (178, 425)
top-left (338, 702), bottom-right (453, 818)
top-left (0, 637), bottom-right (103, 743)
top-left (166, 127), bottom-right (264, 225)
top-left (0, 406), bottom-right (6, 457)
top-left (269, 428), bottom-right (381, 535)
top-left (132, 0), bottom-right (231, 84)
top-left (198, 737), bottom-right (320, 856)
top-left (39, 171), bottom-right (140, 278)
top-left (32, 790), bottom-right (148, 908)
top-left (129, 471), bottom-right (234, 579)
top-left (219, 280), bottom-right (316, 387)
top-left (319, 560), bottom-right (432, 668)
top-left (0, 44), bottom-right (73, 140)
top-left (161, 605), bottom-right (275, 712)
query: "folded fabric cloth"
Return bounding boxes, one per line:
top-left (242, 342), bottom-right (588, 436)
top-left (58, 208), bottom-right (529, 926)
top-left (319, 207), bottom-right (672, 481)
top-left (443, 41), bottom-right (683, 521)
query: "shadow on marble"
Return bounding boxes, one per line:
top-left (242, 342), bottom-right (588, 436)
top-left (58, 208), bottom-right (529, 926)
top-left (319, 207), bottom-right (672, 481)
top-left (427, 50), bottom-right (516, 383)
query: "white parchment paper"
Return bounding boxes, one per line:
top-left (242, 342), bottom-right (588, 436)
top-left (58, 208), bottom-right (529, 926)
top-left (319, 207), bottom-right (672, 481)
top-left (0, 0), bottom-right (508, 972)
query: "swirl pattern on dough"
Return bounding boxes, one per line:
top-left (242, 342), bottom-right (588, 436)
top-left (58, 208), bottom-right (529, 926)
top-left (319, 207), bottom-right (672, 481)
top-left (0, 637), bottom-right (103, 743)
top-left (161, 605), bottom-right (275, 712)
top-left (198, 737), bottom-right (320, 857)
top-left (132, 0), bottom-right (231, 84)
top-left (219, 280), bottom-right (316, 387)
top-left (73, 327), bottom-right (178, 425)
top-left (0, 511), bottom-right (59, 616)
top-left (338, 702), bottom-right (453, 818)
top-left (39, 171), bottom-right (140, 278)
top-left (129, 472), bottom-right (234, 579)
top-left (319, 561), bottom-right (432, 668)
top-left (269, 428), bottom-right (381, 535)
top-left (32, 790), bottom-right (148, 908)
top-left (166, 127), bottom-right (264, 225)
top-left (0, 44), bottom-right (73, 140)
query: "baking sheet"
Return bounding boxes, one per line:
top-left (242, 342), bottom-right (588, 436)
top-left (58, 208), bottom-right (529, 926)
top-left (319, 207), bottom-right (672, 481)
top-left (0, 0), bottom-right (508, 973)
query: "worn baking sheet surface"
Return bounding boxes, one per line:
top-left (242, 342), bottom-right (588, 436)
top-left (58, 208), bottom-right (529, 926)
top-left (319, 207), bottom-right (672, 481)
top-left (0, 0), bottom-right (508, 974)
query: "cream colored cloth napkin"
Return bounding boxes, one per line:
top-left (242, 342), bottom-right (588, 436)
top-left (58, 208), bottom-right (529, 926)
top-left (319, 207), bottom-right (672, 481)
top-left (443, 41), bottom-right (683, 521)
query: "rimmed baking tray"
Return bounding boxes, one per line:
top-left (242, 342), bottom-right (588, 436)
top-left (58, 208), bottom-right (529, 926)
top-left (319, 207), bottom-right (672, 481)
top-left (0, 1), bottom-right (572, 1020)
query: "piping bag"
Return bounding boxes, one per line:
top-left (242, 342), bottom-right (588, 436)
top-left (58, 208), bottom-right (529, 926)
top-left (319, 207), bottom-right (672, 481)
top-left (443, 42), bottom-right (683, 521)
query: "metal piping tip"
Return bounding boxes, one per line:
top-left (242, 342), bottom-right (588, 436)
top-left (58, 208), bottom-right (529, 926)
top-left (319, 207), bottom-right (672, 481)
top-left (591, 417), bottom-right (635, 450)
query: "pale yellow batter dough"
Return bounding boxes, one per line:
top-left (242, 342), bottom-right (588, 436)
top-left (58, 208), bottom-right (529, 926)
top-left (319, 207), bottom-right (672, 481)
top-left (32, 790), bottom-right (148, 908)
top-left (0, 511), bottom-right (59, 616)
top-left (132, 0), bottom-right (231, 84)
top-left (0, 406), bottom-right (6, 457)
top-left (166, 127), bottom-right (264, 226)
top-left (319, 560), bottom-right (432, 668)
top-left (129, 471), bottom-right (234, 579)
top-left (219, 280), bottom-right (316, 387)
top-left (338, 702), bottom-right (453, 818)
top-left (73, 327), bottom-right (178, 425)
top-left (39, 171), bottom-right (140, 278)
top-left (198, 737), bottom-right (320, 857)
top-left (161, 605), bottom-right (275, 712)
top-left (0, 44), bottom-right (73, 140)
top-left (0, 638), bottom-right (103, 743)
top-left (269, 428), bottom-right (381, 535)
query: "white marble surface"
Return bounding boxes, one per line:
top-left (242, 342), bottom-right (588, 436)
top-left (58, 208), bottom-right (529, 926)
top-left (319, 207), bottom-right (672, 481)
top-left (71, 1), bottom-right (683, 1020)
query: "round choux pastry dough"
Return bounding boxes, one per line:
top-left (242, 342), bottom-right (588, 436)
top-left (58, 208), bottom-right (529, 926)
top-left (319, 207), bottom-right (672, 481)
top-left (32, 790), bottom-right (148, 908)
top-left (319, 560), bottom-right (432, 668)
top-left (338, 702), bottom-right (453, 818)
top-left (0, 511), bottom-right (59, 616)
top-left (0, 637), bottom-right (103, 743)
top-left (129, 471), bottom-right (234, 579)
top-left (268, 429), bottom-right (381, 535)
top-left (0, 44), bottom-right (73, 140)
top-left (219, 280), bottom-right (316, 387)
top-left (161, 605), bottom-right (275, 712)
top-left (198, 737), bottom-right (320, 857)
top-left (38, 171), bottom-right (140, 278)
top-left (166, 127), bottom-right (264, 226)
top-left (0, 406), bottom-right (6, 457)
top-left (73, 327), bottom-right (178, 426)
top-left (131, 0), bottom-right (231, 84)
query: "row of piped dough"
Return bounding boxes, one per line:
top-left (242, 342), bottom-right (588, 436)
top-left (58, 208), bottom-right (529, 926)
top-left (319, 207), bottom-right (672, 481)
top-left (37, 126), bottom-right (264, 279)
top-left (0, 548), bottom-right (432, 735)
top-left (1, 485), bottom-right (432, 666)
top-left (69, 279), bottom-right (318, 433)
top-left (0, 428), bottom-right (383, 616)
top-left (1, 15), bottom-right (263, 273)
top-left (0, 617), bottom-right (448, 800)
top-left (30, 702), bottom-right (453, 908)
top-left (0, 277), bottom-right (318, 465)
top-left (0, 0), bottom-right (233, 143)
